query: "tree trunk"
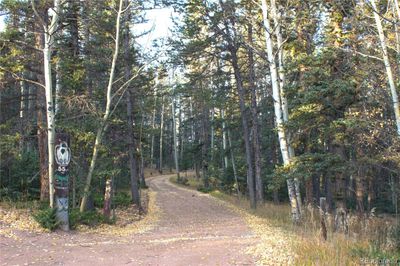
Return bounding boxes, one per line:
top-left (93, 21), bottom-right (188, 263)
top-left (159, 96), bottom-right (165, 174)
top-left (150, 82), bottom-right (157, 168)
top-left (230, 51), bottom-right (255, 207)
top-left (80, 0), bottom-right (124, 212)
top-left (103, 176), bottom-right (112, 219)
top-left (210, 107), bottom-right (215, 162)
top-left (228, 128), bottom-right (240, 197)
top-left (172, 96), bottom-right (180, 180)
top-left (221, 109), bottom-right (229, 170)
top-left (34, 13), bottom-right (49, 202)
top-left (261, 0), bottom-right (300, 221)
top-left (123, 0), bottom-right (140, 205)
top-left (371, 0), bottom-right (400, 136)
top-left (247, 18), bottom-right (263, 203)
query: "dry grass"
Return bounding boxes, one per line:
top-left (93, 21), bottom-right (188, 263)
top-left (0, 201), bottom-right (46, 240)
top-left (172, 175), bottom-right (399, 265)
top-left (78, 189), bottom-right (160, 236)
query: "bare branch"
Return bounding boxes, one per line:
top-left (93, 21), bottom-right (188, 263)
top-left (0, 66), bottom-right (46, 89)
top-left (337, 47), bottom-right (384, 62)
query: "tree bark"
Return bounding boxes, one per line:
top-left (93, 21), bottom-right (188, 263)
top-left (230, 51), bottom-right (256, 208)
top-left (80, 0), bottom-right (124, 212)
top-left (261, 0), bottom-right (300, 221)
top-left (103, 176), bottom-right (112, 219)
top-left (371, 0), bottom-right (400, 136)
top-left (159, 96), bottom-right (165, 173)
top-left (172, 95), bottom-right (180, 180)
top-left (123, 0), bottom-right (140, 205)
top-left (247, 18), bottom-right (263, 203)
top-left (221, 109), bottom-right (229, 170)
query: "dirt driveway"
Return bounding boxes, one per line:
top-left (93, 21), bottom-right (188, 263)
top-left (1, 175), bottom-right (258, 265)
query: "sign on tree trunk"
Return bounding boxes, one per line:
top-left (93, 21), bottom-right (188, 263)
top-left (54, 133), bottom-right (71, 231)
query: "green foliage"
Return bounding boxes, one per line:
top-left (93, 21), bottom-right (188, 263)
top-left (91, 191), bottom-right (132, 209)
top-left (69, 209), bottom-right (105, 228)
top-left (197, 186), bottom-right (214, 193)
top-left (113, 192), bottom-right (131, 207)
top-left (33, 208), bottom-right (59, 231)
top-left (271, 153), bottom-right (346, 183)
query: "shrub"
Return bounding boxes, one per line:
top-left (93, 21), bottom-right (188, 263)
top-left (69, 208), bottom-right (105, 228)
top-left (33, 207), bottom-right (59, 231)
top-left (114, 192), bottom-right (131, 207)
top-left (197, 186), bottom-right (214, 193)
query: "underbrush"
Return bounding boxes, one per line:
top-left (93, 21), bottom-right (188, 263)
top-left (0, 190), bottom-right (148, 232)
top-left (171, 175), bottom-right (400, 265)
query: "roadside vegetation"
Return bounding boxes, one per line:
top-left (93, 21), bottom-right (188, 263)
top-left (171, 174), bottom-right (400, 265)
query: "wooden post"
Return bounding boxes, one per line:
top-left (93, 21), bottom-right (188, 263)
top-left (54, 133), bottom-right (70, 231)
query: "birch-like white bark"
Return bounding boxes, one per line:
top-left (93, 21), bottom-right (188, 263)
top-left (38, 0), bottom-right (62, 208)
top-left (261, 0), bottom-right (301, 221)
top-left (371, 0), bottom-right (400, 136)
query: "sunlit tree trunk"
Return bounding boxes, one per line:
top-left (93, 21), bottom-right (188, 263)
top-left (33, 0), bottom-right (62, 208)
top-left (261, 0), bottom-right (301, 221)
top-left (371, 0), bottom-right (400, 136)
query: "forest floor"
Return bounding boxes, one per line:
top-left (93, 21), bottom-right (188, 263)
top-left (0, 174), bottom-right (297, 265)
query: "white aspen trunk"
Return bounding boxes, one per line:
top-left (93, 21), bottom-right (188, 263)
top-left (393, 0), bottom-right (400, 22)
top-left (19, 79), bottom-right (25, 119)
top-left (19, 78), bottom-right (26, 152)
top-left (393, 0), bottom-right (400, 72)
top-left (43, 43), bottom-right (56, 208)
top-left (270, 0), bottom-right (288, 122)
top-left (270, 0), bottom-right (294, 154)
top-left (261, 0), bottom-right (301, 221)
top-left (221, 109), bottom-right (229, 170)
top-left (371, 0), bottom-right (400, 136)
top-left (41, 0), bottom-right (61, 208)
top-left (172, 96), bottom-right (180, 180)
top-left (159, 96), bottom-right (165, 173)
top-left (270, 0), bottom-right (301, 213)
top-left (55, 59), bottom-right (61, 116)
top-left (80, 0), bottom-right (124, 212)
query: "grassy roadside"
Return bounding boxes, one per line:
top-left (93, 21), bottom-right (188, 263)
top-left (170, 175), bottom-right (397, 265)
